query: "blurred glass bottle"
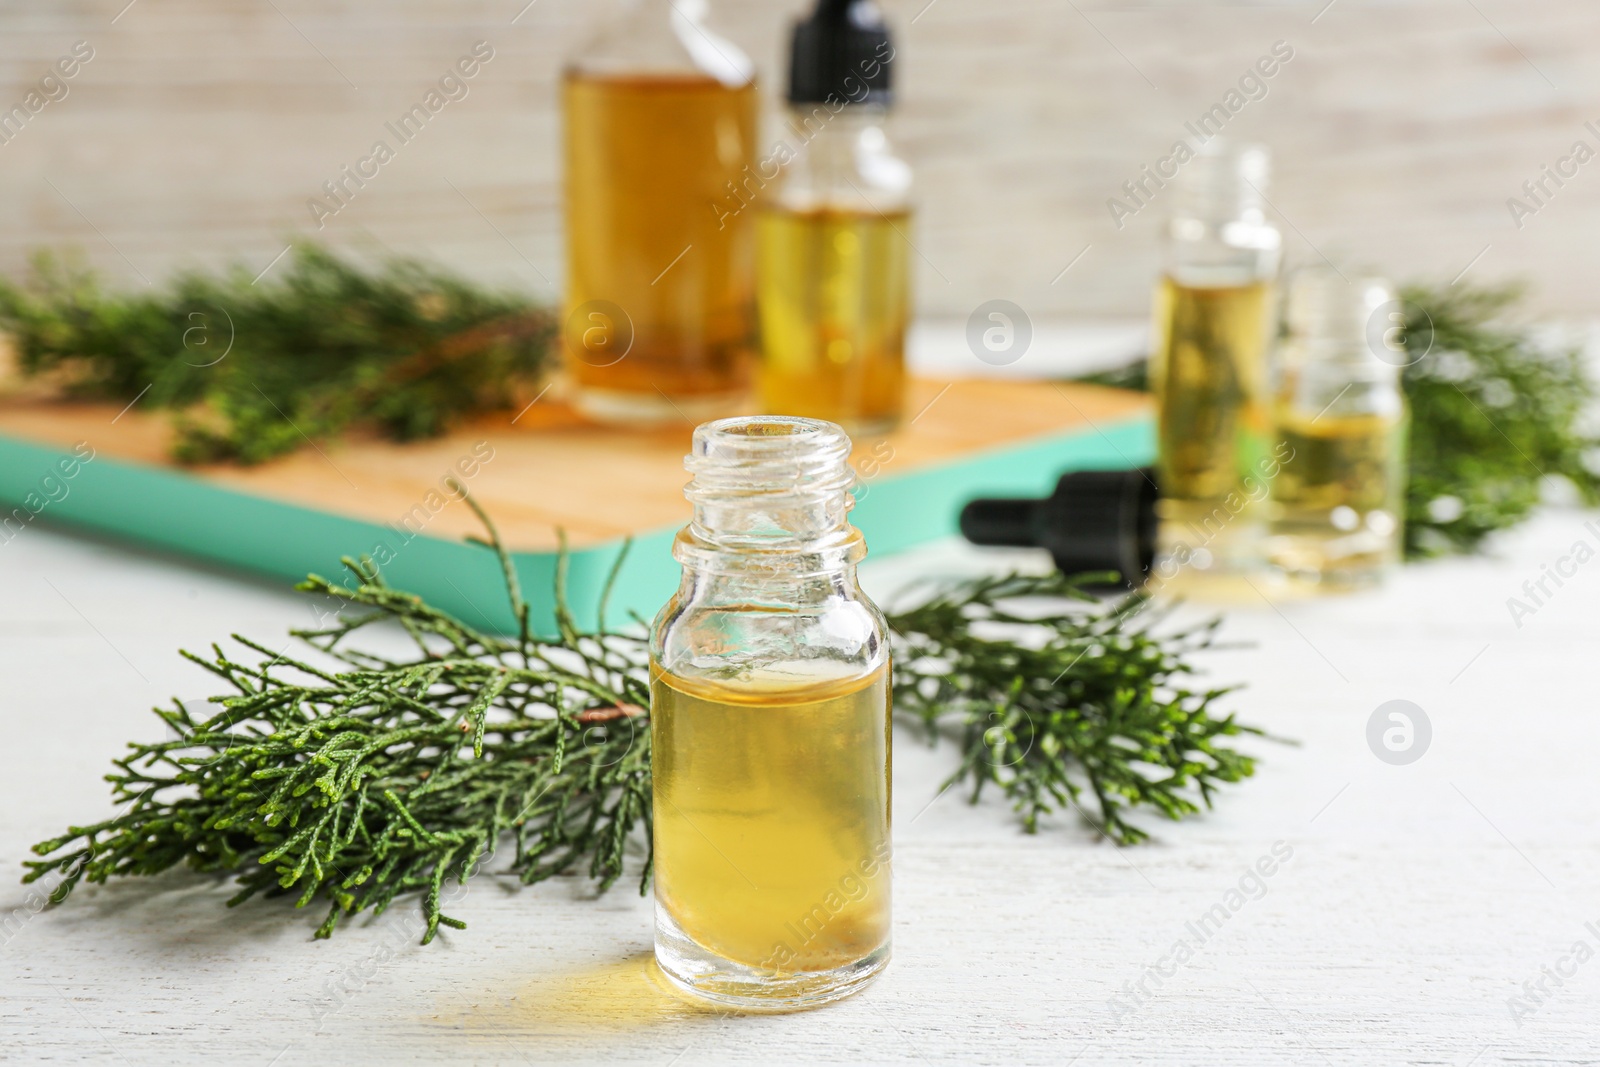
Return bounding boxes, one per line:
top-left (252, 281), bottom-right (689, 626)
top-left (1149, 140), bottom-right (1282, 588)
top-left (563, 0), bottom-right (758, 424)
top-left (1267, 269), bottom-right (1408, 589)
top-left (758, 0), bottom-right (910, 436)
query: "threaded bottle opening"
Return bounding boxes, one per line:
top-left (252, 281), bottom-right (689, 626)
top-left (1171, 140), bottom-right (1269, 224)
top-left (1285, 268), bottom-right (1402, 372)
top-left (681, 416), bottom-right (860, 560)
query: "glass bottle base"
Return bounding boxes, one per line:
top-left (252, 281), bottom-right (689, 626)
top-left (1265, 532), bottom-right (1394, 592)
top-left (653, 908), bottom-right (889, 1012)
top-left (571, 386), bottom-right (749, 427)
top-left (1149, 500), bottom-right (1267, 600)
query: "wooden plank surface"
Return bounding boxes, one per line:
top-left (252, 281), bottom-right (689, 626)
top-left (0, 1), bottom-right (1596, 322)
top-left (1, 508), bottom-right (1597, 1063)
top-left (0, 378), bottom-right (1149, 550)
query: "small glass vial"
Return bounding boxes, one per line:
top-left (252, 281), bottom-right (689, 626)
top-left (563, 0), bottom-right (758, 425)
top-left (1149, 140), bottom-right (1282, 590)
top-left (758, 0), bottom-right (911, 435)
top-left (649, 416), bottom-right (892, 1009)
top-left (1266, 269), bottom-right (1408, 589)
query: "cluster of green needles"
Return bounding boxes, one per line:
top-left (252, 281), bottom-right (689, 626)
top-left (25, 498), bottom-right (1263, 942)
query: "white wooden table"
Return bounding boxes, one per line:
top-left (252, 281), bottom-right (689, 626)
top-left (3, 509), bottom-right (1597, 1065)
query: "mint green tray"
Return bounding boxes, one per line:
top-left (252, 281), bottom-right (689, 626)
top-left (0, 416), bottom-right (1153, 635)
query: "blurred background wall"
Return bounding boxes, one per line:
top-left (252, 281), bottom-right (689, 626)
top-left (1, 0), bottom-right (1596, 325)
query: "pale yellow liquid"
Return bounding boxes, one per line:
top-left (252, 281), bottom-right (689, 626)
top-left (563, 73), bottom-right (758, 404)
top-left (1150, 277), bottom-right (1274, 582)
top-left (1268, 408), bottom-right (1405, 584)
top-left (1151, 277), bottom-right (1274, 506)
top-left (757, 207), bottom-right (910, 434)
top-left (650, 664), bottom-right (891, 975)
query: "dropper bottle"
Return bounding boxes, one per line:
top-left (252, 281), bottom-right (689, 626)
top-left (758, 0), bottom-right (911, 436)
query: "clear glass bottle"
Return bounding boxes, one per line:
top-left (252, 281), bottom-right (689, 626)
top-left (1266, 269), bottom-right (1408, 589)
top-left (649, 415), bottom-right (892, 1009)
top-left (1149, 140), bottom-right (1282, 590)
top-left (563, 0), bottom-right (758, 424)
top-left (758, 0), bottom-right (910, 435)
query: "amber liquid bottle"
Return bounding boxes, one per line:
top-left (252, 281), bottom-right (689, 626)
top-left (758, 0), bottom-right (910, 435)
top-left (563, 2), bottom-right (758, 424)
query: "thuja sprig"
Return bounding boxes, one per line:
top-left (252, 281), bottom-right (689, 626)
top-left (27, 511), bottom-right (1267, 940)
top-left (1399, 283), bottom-right (1600, 557)
top-left (24, 498), bottom-right (651, 943)
top-left (887, 572), bottom-right (1262, 845)
top-left (0, 244), bottom-right (554, 465)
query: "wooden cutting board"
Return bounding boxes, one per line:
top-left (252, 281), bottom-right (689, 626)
top-left (0, 378), bottom-right (1151, 633)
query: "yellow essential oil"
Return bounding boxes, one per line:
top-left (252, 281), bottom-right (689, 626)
top-left (1147, 141), bottom-right (1281, 592)
top-left (650, 664), bottom-right (892, 979)
top-left (562, 72), bottom-right (758, 418)
top-left (757, 207), bottom-right (910, 434)
top-left (1268, 407), bottom-right (1406, 587)
top-left (1266, 270), bottom-right (1410, 590)
top-left (1149, 277), bottom-right (1275, 578)
top-left (1151, 277), bottom-right (1274, 506)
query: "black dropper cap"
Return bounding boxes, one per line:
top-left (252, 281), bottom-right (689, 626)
top-left (959, 469), bottom-right (1159, 588)
top-left (788, 0), bottom-right (894, 107)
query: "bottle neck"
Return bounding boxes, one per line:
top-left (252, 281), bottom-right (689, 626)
top-left (653, 415), bottom-right (887, 683)
top-left (573, 0), bottom-right (753, 86)
top-left (1278, 272), bottom-right (1405, 415)
top-left (1165, 141), bottom-right (1280, 286)
top-left (783, 104), bottom-right (890, 171)
top-left (774, 104), bottom-right (908, 212)
top-left (1285, 273), bottom-right (1405, 378)
top-left (787, 101), bottom-right (888, 136)
top-left (675, 416), bottom-right (864, 580)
